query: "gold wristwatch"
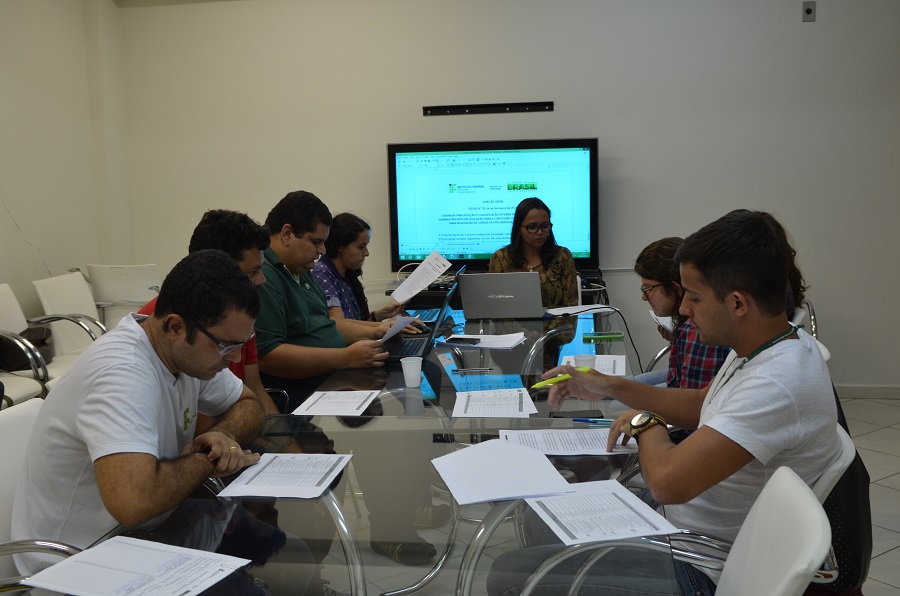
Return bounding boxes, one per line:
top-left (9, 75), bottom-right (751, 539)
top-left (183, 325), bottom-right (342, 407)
top-left (629, 411), bottom-right (667, 438)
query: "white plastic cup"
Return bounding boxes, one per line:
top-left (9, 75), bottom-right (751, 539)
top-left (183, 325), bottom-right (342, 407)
top-left (400, 356), bottom-right (423, 387)
top-left (573, 354), bottom-right (596, 370)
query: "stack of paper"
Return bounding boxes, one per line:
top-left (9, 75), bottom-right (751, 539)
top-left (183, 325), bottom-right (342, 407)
top-left (437, 332), bottom-right (526, 349)
top-left (218, 453), bottom-right (351, 499)
top-left (432, 440), bottom-right (573, 505)
top-left (291, 390), bottom-right (381, 416)
top-left (560, 354), bottom-right (627, 376)
top-left (451, 388), bottom-right (537, 418)
top-left (526, 481), bottom-right (678, 545)
top-left (24, 536), bottom-right (250, 596)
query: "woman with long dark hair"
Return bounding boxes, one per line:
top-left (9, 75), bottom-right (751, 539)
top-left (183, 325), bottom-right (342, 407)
top-left (311, 212), bottom-right (406, 323)
top-left (488, 197), bottom-right (578, 307)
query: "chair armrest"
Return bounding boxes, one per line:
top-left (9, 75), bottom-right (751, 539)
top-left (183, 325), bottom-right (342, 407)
top-left (265, 388), bottom-right (290, 414)
top-left (0, 330), bottom-right (50, 382)
top-left (0, 539), bottom-right (81, 592)
top-left (28, 314), bottom-right (107, 341)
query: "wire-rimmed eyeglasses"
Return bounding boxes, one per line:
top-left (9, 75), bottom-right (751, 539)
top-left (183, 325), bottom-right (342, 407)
top-left (181, 315), bottom-right (254, 357)
top-left (640, 283), bottom-right (662, 298)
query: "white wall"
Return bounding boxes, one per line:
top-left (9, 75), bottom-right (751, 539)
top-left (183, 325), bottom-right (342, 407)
top-left (2, 0), bottom-right (898, 391)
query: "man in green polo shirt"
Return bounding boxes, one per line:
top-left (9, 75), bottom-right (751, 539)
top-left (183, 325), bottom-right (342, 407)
top-left (255, 190), bottom-right (389, 407)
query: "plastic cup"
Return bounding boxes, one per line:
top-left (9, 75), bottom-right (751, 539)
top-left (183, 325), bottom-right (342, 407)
top-left (573, 354), bottom-right (596, 370)
top-left (400, 356), bottom-right (423, 387)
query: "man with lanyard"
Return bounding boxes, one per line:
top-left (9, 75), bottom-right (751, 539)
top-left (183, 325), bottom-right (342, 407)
top-left (487, 209), bottom-right (842, 596)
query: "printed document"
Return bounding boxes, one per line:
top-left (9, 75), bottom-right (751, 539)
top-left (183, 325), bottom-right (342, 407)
top-left (500, 429), bottom-right (638, 455)
top-left (452, 388), bottom-right (538, 418)
top-left (389, 250), bottom-right (452, 303)
top-left (527, 481), bottom-right (678, 545)
top-left (23, 536), bottom-right (249, 596)
top-left (437, 332), bottom-right (526, 350)
top-left (432, 439), bottom-right (573, 505)
top-left (560, 354), bottom-right (627, 376)
top-left (218, 453), bottom-right (351, 499)
top-left (292, 390), bottom-right (381, 416)
top-left (379, 316), bottom-right (417, 342)
top-left (650, 309), bottom-right (674, 332)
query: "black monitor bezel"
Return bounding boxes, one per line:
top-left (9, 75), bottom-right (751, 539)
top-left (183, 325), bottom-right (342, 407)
top-left (387, 137), bottom-right (599, 273)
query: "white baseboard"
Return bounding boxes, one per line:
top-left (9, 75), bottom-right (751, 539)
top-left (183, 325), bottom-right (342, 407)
top-left (835, 385), bottom-right (900, 399)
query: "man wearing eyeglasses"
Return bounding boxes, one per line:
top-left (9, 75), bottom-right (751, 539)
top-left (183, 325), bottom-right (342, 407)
top-left (13, 251), bottom-right (266, 575)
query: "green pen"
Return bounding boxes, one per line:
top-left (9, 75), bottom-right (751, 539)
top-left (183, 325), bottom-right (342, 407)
top-left (530, 366), bottom-right (592, 389)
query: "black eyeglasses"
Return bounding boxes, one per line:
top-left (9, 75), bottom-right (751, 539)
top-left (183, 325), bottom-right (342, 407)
top-left (640, 283), bottom-right (662, 297)
top-left (181, 315), bottom-right (254, 357)
top-left (523, 222), bottom-right (553, 234)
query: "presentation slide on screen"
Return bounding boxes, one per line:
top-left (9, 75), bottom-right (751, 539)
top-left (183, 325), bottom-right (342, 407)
top-left (394, 149), bottom-right (592, 261)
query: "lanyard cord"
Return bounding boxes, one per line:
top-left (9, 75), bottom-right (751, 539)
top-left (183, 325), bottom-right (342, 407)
top-left (710, 324), bottom-right (802, 399)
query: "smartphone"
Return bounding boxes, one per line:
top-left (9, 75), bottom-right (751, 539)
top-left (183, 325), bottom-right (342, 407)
top-left (445, 336), bottom-right (481, 345)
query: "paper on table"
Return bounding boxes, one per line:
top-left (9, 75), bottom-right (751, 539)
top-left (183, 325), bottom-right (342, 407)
top-left (437, 332), bottom-right (526, 350)
top-left (432, 439), bottom-right (573, 505)
top-left (23, 535), bottom-right (249, 596)
top-left (560, 354), bottom-right (627, 376)
top-left (526, 480), bottom-right (678, 546)
top-left (218, 453), bottom-right (351, 499)
top-left (545, 304), bottom-right (617, 317)
top-left (389, 250), bottom-right (452, 304)
top-left (650, 309), bottom-right (674, 332)
top-left (292, 390), bottom-right (381, 416)
top-left (379, 316), bottom-right (417, 342)
top-left (452, 388), bottom-right (537, 418)
top-left (500, 429), bottom-right (638, 455)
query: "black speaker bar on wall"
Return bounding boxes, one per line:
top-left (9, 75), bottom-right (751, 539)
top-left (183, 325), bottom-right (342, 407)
top-left (422, 101), bottom-right (554, 116)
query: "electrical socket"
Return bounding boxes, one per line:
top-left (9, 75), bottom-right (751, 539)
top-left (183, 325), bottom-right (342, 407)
top-left (802, 1), bottom-right (816, 22)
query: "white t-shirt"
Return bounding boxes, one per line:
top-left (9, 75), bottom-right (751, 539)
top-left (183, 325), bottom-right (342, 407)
top-left (12, 314), bottom-right (243, 575)
top-left (664, 328), bottom-right (841, 582)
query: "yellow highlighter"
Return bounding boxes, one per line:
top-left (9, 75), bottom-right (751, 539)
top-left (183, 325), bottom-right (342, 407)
top-left (530, 366), bottom-right (592, 389)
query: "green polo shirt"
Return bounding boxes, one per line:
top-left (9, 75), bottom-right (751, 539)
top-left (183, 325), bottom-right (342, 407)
top-left (255, 247), bottom-right (346, 358)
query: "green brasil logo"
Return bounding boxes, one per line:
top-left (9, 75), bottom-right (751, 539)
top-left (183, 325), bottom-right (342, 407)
top-left (508, 183), bottom-right (538, 191)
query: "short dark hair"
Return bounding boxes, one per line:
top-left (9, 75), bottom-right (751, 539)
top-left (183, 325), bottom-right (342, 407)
top-left (154, 250), bottom-right (260, 339)
top-left (506, 197), bottom-right (559, 269)
top-left (265, 190), bottom-right (333, 237)
top-left (325, 213), bottom-right (371, 259)
top-left (635, 237), bottom-right (685, 325)
top-left (188, 209), bottom-right (270, 260)
top-left (676, 210), bottom-right (805, 317)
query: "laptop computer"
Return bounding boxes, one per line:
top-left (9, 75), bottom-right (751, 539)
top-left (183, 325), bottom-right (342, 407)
top-left (383, 280), bottom-right (458, 363)
top-left (404, 265), bottom-right (466, 323)
top-left (459, 271), bottom-right (545, 320)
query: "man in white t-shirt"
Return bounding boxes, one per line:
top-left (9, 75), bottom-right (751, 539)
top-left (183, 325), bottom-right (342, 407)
top-left (13, 250), bottom-right (266, 576)
top-left (488, 210), bottom-right (842, 596)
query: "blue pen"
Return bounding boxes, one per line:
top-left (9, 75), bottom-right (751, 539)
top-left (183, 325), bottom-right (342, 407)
top-left (572, 417), bottom-right (614, 425)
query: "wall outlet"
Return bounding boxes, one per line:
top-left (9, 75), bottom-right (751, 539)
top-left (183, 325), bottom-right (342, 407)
top-left (802, 1), bottom-right (816, 22)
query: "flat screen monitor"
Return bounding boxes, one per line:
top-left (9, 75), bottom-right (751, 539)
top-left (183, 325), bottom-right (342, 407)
top-left (387, 138), bottom-right (599, 273)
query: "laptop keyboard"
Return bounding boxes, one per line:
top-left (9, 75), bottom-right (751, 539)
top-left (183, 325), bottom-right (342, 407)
top-left (386, 337), bottom-right (428, 360)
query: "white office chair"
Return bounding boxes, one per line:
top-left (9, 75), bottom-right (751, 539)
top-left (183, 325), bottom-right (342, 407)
top-left (518, 467), bottom-right (831, 596)
top-left (32, 272), bottom-right (107, 359)
top-left (0, 399), bottom-right (80, 590)
top-left (0, 283), bottom-right (89, 394)
top-left (86, 264), bottom-right (161, 327)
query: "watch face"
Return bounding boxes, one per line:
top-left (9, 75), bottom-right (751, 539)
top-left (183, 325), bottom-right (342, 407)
top-left (631, 412), bottom-right (651, 428)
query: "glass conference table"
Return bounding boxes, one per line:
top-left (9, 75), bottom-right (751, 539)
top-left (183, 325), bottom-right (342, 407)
top-left (60, 310), bottom-right (652, 596)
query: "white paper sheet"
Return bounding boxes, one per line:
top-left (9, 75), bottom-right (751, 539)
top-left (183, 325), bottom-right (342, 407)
top-left (389, 250), bottom-right (452, 303)
top-left (526, 481), bottom-right (678, 546)
top-left (437, 332), bottom-right (526, 350)
top-left (432, 440), bottom-right (573, 505)
top-left (379, 316), bottom-right (417, 342)
top-left (500, 429), bottom-right (638, 455)
top-left (545, 304), bottom-right (617, 316)
top-left (291, 390), bottom-right (381, 416)
top-left (560, 354), bottom-right (627, 376)
top-left (23, 536), bottom-right (249, 596)
top-left (452, 388), bottom-right (538, 418)
top-left (650, 309), bottom-right (674, 332)
top-left (218, 453), bottom-right (351, 499)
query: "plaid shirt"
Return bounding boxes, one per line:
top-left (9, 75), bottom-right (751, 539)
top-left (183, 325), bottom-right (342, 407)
top-left (666, 319), bottom-right (731, 389)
